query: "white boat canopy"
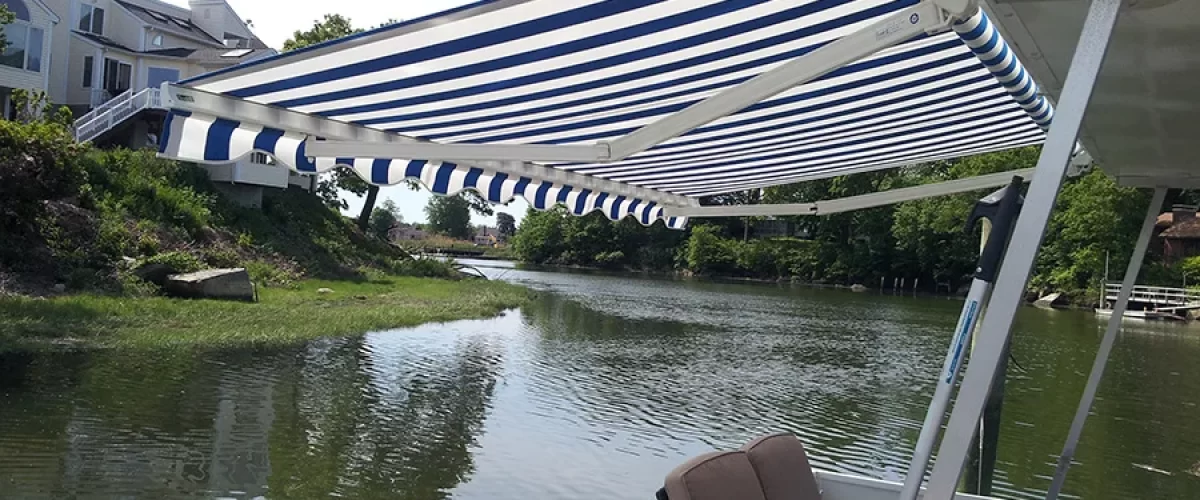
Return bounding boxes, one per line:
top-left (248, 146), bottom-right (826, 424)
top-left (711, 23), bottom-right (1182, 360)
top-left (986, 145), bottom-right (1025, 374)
top-left (158, 0), bottom-right (1071, 229)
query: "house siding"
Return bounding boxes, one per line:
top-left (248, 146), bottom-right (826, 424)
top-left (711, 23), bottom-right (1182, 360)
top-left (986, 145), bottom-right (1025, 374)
top-left (0, 0), bottom-right (57, 98)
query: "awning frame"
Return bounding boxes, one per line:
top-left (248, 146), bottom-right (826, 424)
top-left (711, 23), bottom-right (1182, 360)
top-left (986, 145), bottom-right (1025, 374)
top-left (663, 168), bottom-right (1035, 217)
top-left (163, 0), bottom-right (985, 219)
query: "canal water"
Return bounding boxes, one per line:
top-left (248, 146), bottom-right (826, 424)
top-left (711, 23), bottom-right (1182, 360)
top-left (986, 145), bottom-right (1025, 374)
top-left (2, 262), bottom-right (1199, 499)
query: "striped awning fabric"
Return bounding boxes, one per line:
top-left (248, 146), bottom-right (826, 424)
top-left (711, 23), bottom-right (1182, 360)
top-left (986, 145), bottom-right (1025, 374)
top-left (160, 0), bottom-right (1054, 228)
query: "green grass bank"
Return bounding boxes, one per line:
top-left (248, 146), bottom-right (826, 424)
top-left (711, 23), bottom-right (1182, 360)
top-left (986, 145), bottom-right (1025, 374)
top-left (0, 276), bottom-right (529, 352)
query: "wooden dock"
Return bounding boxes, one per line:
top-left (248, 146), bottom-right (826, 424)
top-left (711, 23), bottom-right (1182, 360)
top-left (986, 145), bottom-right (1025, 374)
top-left (1098, 284), bottom-right (1200, 320)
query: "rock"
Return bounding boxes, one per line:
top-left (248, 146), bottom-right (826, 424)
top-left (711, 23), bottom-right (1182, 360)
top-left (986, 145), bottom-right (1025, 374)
top-left (120, 257), bottom-right (138, 268)
top-left (850, 284), bottom-right (868, 292)
top-left (134, 263), bottom-right (178, 287)
top-left (164, 268), bottom-right (255, 302)
top-left (317, 288), bottom-right (334, 295)
top-left (52, 284), bottom-right (66, 294)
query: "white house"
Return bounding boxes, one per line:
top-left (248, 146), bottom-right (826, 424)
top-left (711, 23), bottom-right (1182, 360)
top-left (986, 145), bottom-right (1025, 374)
top-left (0, 0), bottom-right (316, 206)
top-left (38, 0), bottom-right (275, 114)
top-left (0, 0), bottom-right (59, 115)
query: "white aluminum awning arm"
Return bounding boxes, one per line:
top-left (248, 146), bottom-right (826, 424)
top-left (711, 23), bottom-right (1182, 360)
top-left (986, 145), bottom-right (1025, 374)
top-left (605, 0), bottom-right (960, 161)
top-left (308, 0), bottom-right (975, 164)
top-left (160, 84), bottom-right (696, 209)
top-left (663, 168), bottom-right (1032, 218)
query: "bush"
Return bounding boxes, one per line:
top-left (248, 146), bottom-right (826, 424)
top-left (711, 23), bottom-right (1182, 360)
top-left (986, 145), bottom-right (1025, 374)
top-left (245, 260), bottom-right (298, 287)
top-left (684, 225), bottom-right (737, 275)
top-left (80, 149), bottom-right (215, 234)
top-left (394, 257), bottom-right (458, 278)
top-left (0, 120), bottom-right (86, 235)
top-left (142, 251), bottom-right (204, 274)
top-left (202, 247), bottom-right (241, 268)
top-left (594, 250), bottom-right (626, 268)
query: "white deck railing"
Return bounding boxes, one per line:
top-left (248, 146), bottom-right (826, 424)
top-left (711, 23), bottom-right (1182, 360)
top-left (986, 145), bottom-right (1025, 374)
top-left (1104, 283), bottom-right (1200, 307)
top-left (74, 88), bottom-right (164, 144)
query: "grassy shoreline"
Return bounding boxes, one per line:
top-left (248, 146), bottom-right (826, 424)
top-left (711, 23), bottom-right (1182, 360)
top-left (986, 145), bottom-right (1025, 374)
top-left (0, 276), bottom-right (530, 352)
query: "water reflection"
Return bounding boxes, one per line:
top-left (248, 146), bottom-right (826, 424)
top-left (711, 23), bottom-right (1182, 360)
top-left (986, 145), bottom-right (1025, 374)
top-left (0, 327), bottom-right (501, 499)
top-left (1, 263), bottom-right (1200, 499)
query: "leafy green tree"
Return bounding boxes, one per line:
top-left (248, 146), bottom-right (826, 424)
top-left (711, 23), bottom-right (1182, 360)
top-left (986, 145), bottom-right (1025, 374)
top-left (425, 194), bottom-right (474, 240)
top-left (512, 207), bottom-right (566, 263)
top-left (368, 199), bottom-right (403, 240)
top-left (496, 212), bottom-right (516, 239)
top-left (0, 6), bottom-right (14, 52)
top-left (283, 16), bottom-right (401, 230)
top-left (892, 147), bottom-right (1041, 288)
top-left (1031, 169), bottom-right (1153, 296)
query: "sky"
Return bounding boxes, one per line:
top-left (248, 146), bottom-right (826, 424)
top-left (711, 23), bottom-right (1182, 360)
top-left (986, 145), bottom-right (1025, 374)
top-left (161, 0), bottom-right (529, 227)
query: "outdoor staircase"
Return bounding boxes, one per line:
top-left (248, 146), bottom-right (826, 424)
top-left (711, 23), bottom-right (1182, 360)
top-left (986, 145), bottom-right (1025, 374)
top-left (74, 88), bottom-right (164, 143)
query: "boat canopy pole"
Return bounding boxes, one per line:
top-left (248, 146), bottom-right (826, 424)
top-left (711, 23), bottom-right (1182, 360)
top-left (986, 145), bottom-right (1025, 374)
top-left (663, 168), bottom-right (1034, 218)
top-left (924, 0), bottom-right (1123, 497)
top-left (1044, 186), bottom-right (1168, 500)
top-left (899, 177), bottom-right (1024, 500)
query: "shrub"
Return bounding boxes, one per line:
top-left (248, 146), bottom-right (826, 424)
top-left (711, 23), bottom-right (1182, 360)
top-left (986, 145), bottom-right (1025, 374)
top-left (684, 225), bottom-right (737, 275)
top-left (202, 247), bottom-right (241, 269)
top-left (0, 120), bottom-right (87, 235)
top-left (245, 260), bottom-right (298, 287)
top-left (594, 250), bottom-right (626, 268)
top-left (80, 149), bottom-right (215, 234)
top-left (142, 251), bottom-right (204, 274)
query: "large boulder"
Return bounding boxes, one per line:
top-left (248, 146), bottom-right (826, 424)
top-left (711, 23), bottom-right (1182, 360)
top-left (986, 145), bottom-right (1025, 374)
top-left (164, 268), bottom-right (255, 302)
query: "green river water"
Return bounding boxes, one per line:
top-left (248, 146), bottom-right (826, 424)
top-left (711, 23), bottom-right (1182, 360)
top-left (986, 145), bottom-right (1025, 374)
top-left (1, 260), bottom-right (1198, 499)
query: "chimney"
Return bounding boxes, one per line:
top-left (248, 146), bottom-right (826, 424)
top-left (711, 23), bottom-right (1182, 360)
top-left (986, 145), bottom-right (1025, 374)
top-left (1172, 204), bottom-right (1197, 224)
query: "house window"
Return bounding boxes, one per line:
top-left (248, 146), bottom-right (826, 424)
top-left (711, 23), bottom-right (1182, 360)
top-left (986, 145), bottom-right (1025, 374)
top-left (0, 23), bottom-right (43, 72)
top-left (103, 58), bottom-right (131, 94)
top-left (146, 67), bottom-right (179, 88)
top-left (77, 3), bottom-right (104, 35)
top-left (82, 56), bottom-right (93, 87)
top-left (151, 34), bottom-right (163, 47)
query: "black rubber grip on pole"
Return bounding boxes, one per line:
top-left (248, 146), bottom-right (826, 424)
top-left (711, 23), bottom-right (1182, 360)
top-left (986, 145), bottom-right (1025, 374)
top-left (968, 176), bottom-right (1025, 283)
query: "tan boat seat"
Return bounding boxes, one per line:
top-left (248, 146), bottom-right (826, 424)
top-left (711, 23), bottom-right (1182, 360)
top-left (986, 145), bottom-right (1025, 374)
top-left (741, 433), bottom-right (823, 500)
top-left (662, 451), bottom-right (768, 500)
top-left (658, 433), bottom-right (821, 500)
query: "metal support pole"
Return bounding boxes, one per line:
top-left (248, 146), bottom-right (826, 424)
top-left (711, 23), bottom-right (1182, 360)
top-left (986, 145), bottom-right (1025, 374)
top-left (1044, 186), bottom-right (1167, 500)
top-left (924, 0), bottom-right (1122, 497)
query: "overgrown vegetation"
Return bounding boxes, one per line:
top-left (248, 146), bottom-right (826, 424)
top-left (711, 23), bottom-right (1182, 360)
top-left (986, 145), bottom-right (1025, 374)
top-left (513, 146), bottom-right (1184, 303)
top-left (0, 110), bottom-right (460, 296)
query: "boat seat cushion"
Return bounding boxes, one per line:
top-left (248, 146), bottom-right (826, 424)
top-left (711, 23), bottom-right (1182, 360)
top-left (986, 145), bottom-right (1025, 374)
top-left (663, 451), bottom-right (768, 500)
top-left (741, 433), bottom-right (822, 500)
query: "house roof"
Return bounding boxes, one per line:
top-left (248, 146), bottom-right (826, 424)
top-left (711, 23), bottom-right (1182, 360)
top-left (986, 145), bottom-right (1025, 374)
top-left (73, 31), bottom-right (139, 53)
top-left (115, 0), bottom-right (222, 46)
top-left (74, 30), bottom-right (200, 59)
top-left (1160, 217), bottom-right (1200, 240)
top-left (187, 47), bottom-right (276, 66)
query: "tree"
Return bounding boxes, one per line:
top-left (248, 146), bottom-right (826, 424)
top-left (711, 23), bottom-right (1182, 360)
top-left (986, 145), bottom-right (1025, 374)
top-left (496, 212), bottom-right (516, 239)
top-left (368, 199), bottom-right (403, 240)
top-left (282, 16), bottom-right (402, 230)
top-left (426, 195), bottom-right (474, 240)
top-left (0, 6), bottom-right (14, 53)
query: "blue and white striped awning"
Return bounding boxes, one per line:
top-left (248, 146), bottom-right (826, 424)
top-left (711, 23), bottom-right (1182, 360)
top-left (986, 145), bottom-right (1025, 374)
top-left (161, 0), bottom-right (1058, 229)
